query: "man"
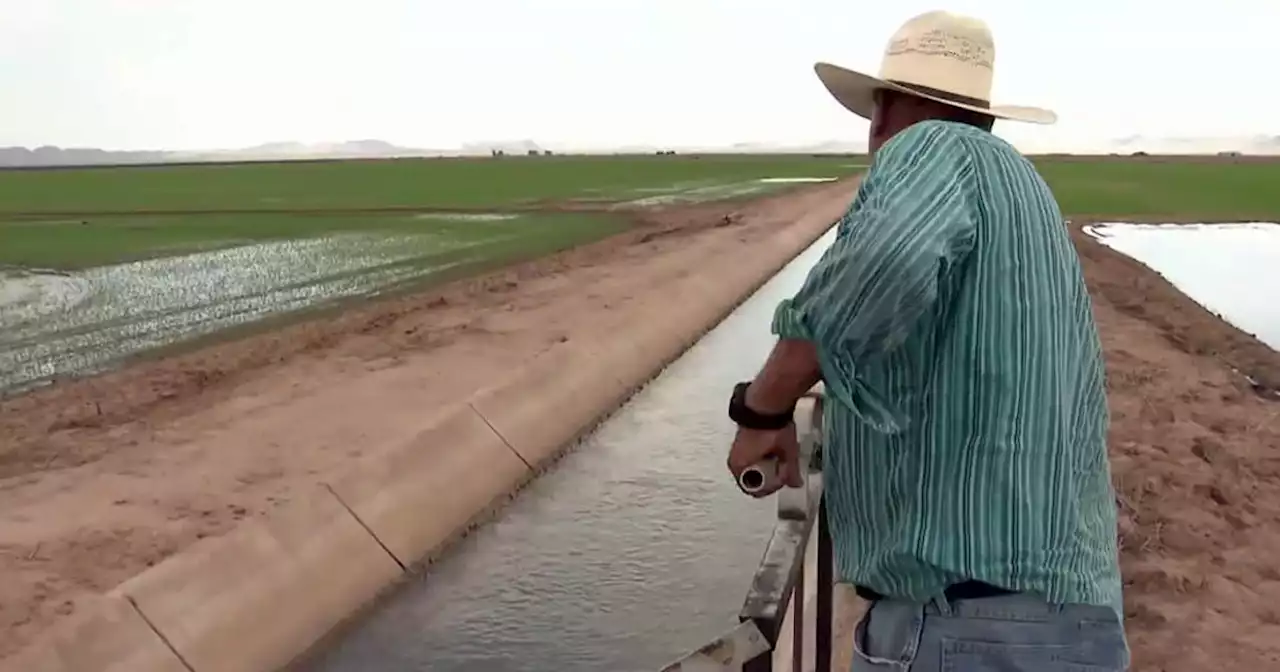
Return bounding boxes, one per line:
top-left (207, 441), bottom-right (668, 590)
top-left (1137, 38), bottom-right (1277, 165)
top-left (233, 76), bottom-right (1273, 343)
top-left (724, 11), bottom-right (1129, 671)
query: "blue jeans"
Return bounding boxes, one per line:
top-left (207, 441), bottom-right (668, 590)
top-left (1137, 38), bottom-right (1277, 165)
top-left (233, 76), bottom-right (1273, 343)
top-left (850, 592), bottom-right (1130, 671)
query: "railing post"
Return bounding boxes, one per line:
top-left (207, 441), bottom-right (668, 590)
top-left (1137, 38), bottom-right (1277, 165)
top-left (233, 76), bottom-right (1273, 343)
top-left (659, 387), bottom-right (828, 672)
top-left (792, 552), bottom-right (804, 672)
top-left (815, 498), bottom-right (833, 672)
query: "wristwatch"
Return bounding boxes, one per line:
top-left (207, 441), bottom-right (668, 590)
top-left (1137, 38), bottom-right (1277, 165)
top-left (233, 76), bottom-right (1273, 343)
top-left (728, 382), bottom-right (795, 430)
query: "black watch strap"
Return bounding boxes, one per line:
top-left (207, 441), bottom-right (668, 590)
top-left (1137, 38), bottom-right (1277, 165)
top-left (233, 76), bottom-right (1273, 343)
top-left (728, 381), bottom-right (795, 430)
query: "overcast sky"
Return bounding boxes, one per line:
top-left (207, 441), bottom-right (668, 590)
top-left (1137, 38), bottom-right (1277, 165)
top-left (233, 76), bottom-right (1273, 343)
top-left (2, 0), bottom-right (1275, 151)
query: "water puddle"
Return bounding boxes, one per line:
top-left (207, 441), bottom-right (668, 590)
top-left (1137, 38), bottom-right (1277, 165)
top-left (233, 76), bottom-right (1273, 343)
top-left (0, 232), bottom-right (511, 393)
top-left (617, 184), bottom-right (769, 208)
top-left (756, 177), bottom-right (839, 184)
top-left (411, 213), bottom-right (521, 222)
top-left (612, 177), bottom-right (837, 208)
top-left (1084, 222), bottom-right (1280, 349)
top-left (0, 269), bottom-right (93, 324)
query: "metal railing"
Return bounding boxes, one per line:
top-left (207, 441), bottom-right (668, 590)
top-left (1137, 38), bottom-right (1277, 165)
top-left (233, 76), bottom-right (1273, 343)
top-left (659, 388), bottom-right (833, 672)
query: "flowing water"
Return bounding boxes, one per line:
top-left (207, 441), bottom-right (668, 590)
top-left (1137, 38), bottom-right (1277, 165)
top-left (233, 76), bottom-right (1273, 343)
top-left (302, 229), bottom-right (837, 672)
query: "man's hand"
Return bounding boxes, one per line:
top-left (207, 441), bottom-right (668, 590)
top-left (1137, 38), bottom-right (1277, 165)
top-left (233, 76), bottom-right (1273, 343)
top-left (727, 340), bottom-right (820, 497)
top-left (726, 423), bottom-right (803, 497)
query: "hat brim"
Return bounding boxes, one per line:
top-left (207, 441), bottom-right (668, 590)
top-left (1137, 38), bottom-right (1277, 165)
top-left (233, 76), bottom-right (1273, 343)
top-left (814, 62), bottom-right (1057, 125)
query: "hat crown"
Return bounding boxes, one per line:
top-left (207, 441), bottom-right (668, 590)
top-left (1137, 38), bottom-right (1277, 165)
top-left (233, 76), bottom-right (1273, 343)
top-left (877, 11), bottom-right (996, 104)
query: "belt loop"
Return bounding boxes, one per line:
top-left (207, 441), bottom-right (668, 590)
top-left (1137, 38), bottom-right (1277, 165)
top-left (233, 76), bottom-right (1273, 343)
top-left (931, 591), bottom-right (953, 617)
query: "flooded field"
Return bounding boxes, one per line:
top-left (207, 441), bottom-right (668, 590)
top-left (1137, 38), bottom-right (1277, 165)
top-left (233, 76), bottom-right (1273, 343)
top-left (1084, 222), bottom-right (1280, 348)
top-left (0, 213), bottom-right (615, 393)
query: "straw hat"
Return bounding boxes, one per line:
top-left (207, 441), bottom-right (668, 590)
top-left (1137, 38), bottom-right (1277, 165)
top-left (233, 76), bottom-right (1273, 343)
top-left (814, 10), bottom-right (1056, 124)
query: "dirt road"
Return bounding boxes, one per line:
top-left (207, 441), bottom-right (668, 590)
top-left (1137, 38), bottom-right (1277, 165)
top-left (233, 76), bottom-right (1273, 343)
top-left (1, 181), bottom-right (1278, 670)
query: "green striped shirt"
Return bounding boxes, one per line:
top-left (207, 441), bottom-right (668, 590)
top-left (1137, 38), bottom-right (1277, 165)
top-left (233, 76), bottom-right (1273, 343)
top-left (773, 120), bottom-right (1123, 610)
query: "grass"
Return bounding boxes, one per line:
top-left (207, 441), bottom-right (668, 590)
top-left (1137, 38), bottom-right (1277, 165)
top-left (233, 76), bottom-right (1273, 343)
top-left (0, 155), bottom-right (858, 213)
top-left (1031, 157), bottom-right (1280, 219)
top-left (0, 212), bottom-right (623, 270)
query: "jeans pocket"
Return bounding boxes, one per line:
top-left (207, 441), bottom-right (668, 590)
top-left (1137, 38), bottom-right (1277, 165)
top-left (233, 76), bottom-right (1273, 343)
top-left (941, 638), bottom-right (1126, 672)
top-left (850, 602), bottom-right (923, 671)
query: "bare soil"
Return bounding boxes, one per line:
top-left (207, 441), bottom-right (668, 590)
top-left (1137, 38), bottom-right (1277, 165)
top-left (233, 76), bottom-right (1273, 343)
top-left (1073, 222), bottom-right (1280, 671)
top-left (1, 183), bottom-right (1278, 671)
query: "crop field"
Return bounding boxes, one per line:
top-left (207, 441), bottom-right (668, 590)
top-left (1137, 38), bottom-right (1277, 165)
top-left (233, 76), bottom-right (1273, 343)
top-left (1031, 156), bottom-right (1280, 219)
top-left (0, 154), bottom-right (858, 393)
top-left (0, 155), bottom-right (863, 213)
top-left (2, 153), bottom-right (1278, 395)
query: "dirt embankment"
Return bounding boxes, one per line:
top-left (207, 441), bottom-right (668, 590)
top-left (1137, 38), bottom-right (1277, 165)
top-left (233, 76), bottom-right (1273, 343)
top-left (0, 179), bottom-right (859, 661)
top-left (1072, 222), bottom-right (1280, 671)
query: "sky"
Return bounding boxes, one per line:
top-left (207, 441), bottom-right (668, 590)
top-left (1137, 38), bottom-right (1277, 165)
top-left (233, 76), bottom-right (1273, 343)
top-left (2, 0), bottom-right (1277, 152)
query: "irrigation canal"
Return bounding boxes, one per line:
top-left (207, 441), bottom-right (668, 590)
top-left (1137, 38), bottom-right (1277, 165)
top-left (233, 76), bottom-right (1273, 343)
top-left (300, 229), bottom-right (837, 672)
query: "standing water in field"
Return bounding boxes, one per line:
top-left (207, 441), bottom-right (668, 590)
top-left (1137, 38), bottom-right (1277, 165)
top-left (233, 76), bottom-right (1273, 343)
top-left (0, 267), bottom-right (92, 322)
top-left (0, 232), bottom-right (509, 393)
top-left (1084, 222), bottom-right (1280, 349)
top-left (611, 177), bottom-right (838, 208)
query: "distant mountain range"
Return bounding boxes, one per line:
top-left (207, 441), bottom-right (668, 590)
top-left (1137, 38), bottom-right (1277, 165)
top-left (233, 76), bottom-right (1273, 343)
top-left (1, 135), bottom-right (1277, 168)
top-left (0, 140), bottom-right (456, 168)
top-left (1106, 134), bottom-right (1280, 156)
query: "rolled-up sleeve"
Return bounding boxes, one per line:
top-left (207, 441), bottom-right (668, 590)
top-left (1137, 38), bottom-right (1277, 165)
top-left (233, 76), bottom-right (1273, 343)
top-left (772, 121), bottom-right (977, 432)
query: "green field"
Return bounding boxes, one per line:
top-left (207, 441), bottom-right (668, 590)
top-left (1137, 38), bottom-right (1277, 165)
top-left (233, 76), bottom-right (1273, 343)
top-left (1, 152), bottom-right (1276, 394)
top-left (0, 155), bottom-right (858, 213)
top-left (0, 155), bottom-right (858, 268)
top-left (0, 212), bottom-right (622, 270)
top-left (1031, 157), bottom-right (1280, 219)
top-left (3, 154), bottom-right (1273, 269)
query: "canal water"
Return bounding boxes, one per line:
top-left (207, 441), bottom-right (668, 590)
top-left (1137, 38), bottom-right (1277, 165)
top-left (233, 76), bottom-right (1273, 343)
top-left (302, 229), bottom-right (838, 672)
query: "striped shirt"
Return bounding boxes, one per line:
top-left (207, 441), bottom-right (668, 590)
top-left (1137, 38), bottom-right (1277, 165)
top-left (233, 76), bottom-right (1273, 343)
top-left (772, 120), bottom-right (1123, 611)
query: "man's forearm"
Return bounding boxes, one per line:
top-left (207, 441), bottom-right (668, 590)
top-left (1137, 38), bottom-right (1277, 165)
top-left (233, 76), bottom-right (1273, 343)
top-left (746, 338), bottom-right (822, 415)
